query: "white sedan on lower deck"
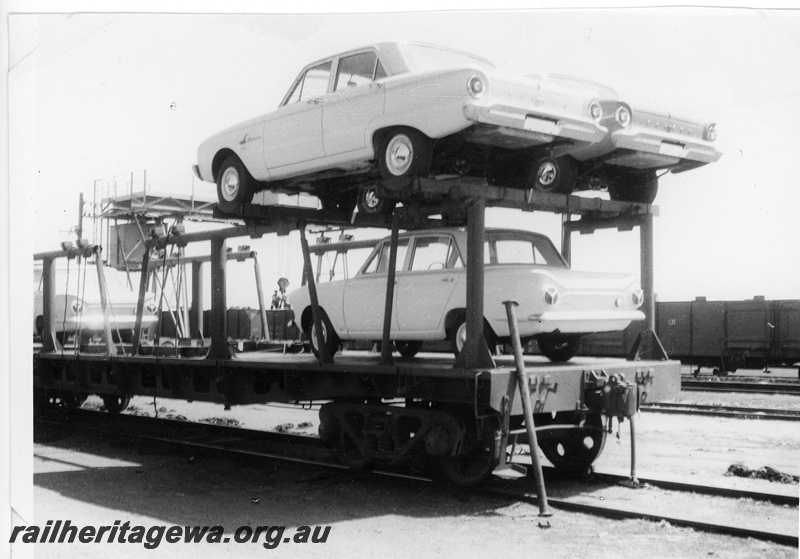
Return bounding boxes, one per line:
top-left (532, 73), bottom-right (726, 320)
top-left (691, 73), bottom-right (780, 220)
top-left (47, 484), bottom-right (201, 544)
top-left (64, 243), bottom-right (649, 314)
top-left (289, 228), bottom-right (644, 361)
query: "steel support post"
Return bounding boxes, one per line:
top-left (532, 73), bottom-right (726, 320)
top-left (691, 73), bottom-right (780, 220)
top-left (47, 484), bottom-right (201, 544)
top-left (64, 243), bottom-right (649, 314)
top-left (251, 252), bottom-right (270, 342)
top-left (380, 212), bottom-right (400, 365)
top-left (41, 257), bottom-right (59, 353)
top-left (640, 214), bottom-right (655, 331)
top-left (207, 237), bottom-right (231, 360)
top-left (561, 214), bottom-right (572, 266)
top-left (131, 248), bottom-right (152, 355)
top-left (629, 413), bottom-right (639, 485)
top-left (300, 224), bottom-right (333, 364)
top-left (93, 249), bottom-right (118, 356)
top-left (190, 260), bottom-right (203, 338)
top-left (456, 197), bottom-right (495, 369)
top-left (504, 301), bottom-right (551, 516)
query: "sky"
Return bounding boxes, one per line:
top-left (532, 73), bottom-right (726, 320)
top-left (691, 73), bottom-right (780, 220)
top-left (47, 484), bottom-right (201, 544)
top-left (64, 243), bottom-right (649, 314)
top-left (8, 4), bottom-right (800, 305)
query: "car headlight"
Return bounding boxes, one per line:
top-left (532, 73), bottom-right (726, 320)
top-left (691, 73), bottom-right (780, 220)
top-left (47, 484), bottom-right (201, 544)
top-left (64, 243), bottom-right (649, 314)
top-left (632, 289), bottom-right (644, 308)
top-left (543, 286), bottom-right (559, 306)
top-left (588, 100), bottom-right (602, 121)
top-left (704, 123), bottom-right (717, 142)
top-left (615, 104), bottom-right (632, 128)
top-left (467, 74), bottom-right (485, 98)
top-left (145, 301), bottom-right (158, 315)
top-left (70, 298), bottom-right (83, 313)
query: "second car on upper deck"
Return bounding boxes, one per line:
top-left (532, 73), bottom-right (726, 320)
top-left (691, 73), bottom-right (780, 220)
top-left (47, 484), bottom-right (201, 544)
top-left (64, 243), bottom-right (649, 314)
top-left (194, 42), bottom-right (719, 212)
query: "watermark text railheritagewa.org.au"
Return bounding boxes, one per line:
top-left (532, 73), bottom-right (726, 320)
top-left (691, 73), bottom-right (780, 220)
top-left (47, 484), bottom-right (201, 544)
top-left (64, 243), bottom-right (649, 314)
top-left (10, 520), bottom-right (331, 549)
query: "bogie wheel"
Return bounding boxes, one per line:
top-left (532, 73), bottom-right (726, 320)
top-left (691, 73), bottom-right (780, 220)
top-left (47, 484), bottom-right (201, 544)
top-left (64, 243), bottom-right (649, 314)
top-left (537, 335), bottom-right (580, 362)
top-left (450, 315), bottom-right (497, 357)
top-left (62, 392), bottom-right (88, 410)
top-left (395, 340), bottom-right (423, 358)
top-left (527, 156), bottom-right (578, 194)
top-left (378, 128), bottom-right (432, 180)
top-left (536, 411), bottom-right (607, 474)
top-left (306, 310), bottom-right (340, 358)
top-left (216, 156), bottom-right (255, 213)
top-left (438, 414), bottom-right (501, 486)
top-left (102, 395), bottom-right (131, 414)
top-left (607, 170), bottom-right (659, 204)
top-left (357, 186), bottom-right (396, 215)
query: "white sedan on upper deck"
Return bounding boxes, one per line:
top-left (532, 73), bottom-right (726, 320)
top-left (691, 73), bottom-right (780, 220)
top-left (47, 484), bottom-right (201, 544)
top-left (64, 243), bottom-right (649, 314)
top-left (194, 42), bottom-right (719, 213)
top-left (288, 228), bottom-right (645, 362)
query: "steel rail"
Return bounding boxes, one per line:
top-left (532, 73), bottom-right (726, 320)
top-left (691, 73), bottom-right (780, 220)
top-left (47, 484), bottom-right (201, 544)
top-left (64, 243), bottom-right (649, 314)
top-left (37, 409), bottom-right (798, 546)
top-left (681, 380), bottom-right (800, 395)
top-left (481, 487), bottom-right (798, 547)
top-left (640, 402), bottom-right (800, 421)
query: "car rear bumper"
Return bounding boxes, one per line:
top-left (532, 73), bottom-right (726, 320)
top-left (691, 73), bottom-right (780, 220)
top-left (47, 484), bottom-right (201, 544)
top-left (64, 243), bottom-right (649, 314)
top-left (608, 127), bottom-right (721, 169)
top-left (491, 309), bottom-right (645, 337)
top-left (62, 314), bottom-right (159, 332)
top-left (464, 103), bottom-right (604, 146)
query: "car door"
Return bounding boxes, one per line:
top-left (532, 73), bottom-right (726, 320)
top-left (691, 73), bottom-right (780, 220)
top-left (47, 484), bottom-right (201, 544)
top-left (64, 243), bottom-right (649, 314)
top-left (395, 235), bottom-right (463, 335)
top-left (342, 238), bottom-right (408, 337)
top-left (262, 60), bottom-right (331, 172)
top-left (322, 50), bottom-right (387, 156)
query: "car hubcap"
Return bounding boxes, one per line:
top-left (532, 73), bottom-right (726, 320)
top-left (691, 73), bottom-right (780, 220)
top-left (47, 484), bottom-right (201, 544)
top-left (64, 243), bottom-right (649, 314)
top-left (220, 168), bottom-right (240, 202)
top-left (455, 322), bottom-right (468, 353)
top-left (363, 189), bottom-right (380, 210)
top-left (385, 134), bottom-right (413, 176)
top-left (537, 160), bottom-right (557, 187)
top-left (310, 322), bottom-right (327, 351)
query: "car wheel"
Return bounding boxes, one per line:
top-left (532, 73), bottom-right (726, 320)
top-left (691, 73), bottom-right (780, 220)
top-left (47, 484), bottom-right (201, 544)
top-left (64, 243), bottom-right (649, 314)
top-left (357, 186), bottom-right (396, 215)
top-left (216, 156), bottom-right (255, 213)
top-left (378, 128), bottom-right (432, 180)
top-left (307, 310), bottom-right (339, 358)
top-left (102, 395), bottom-right (131, 414)
top-left (395, 340), bottom-right (422, 358)
top-left (607, 170), bottom-right (659, 204)
top-left (537, 335), bottom-right (580, 362)
top-left (450, 315), bottom-right (497, 357)
top-left (527, 156), bottom-right (578, 194)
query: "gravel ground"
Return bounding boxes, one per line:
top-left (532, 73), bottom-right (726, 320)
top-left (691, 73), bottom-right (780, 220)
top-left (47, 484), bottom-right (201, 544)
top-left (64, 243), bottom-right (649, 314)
top-left (26, 390), bottom-right (800, 559)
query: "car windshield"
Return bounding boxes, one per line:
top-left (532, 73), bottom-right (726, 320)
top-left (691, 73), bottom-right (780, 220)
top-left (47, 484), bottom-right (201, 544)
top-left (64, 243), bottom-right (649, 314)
top-left (484, 231), bottom-right (567, 268)
top-left (398, 43), bottom-right (495, 73)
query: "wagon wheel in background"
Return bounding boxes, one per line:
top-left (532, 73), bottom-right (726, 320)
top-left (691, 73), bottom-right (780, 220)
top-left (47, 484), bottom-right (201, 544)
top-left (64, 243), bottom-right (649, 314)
top-left (526, 155), bottom-right (578, 195)
top-left (395, 340), bottom-right (423, 358)
top-left (216, 156), bottom-right (255, 213)
top-left (61, 392), bottom-right (88, 410)
top-left (537, 335), bottom-right (580, 362)
top-left (607, 169), bottom-right (659, 204)
top-left (535, 411), bottom-right (607, 475)
top-left (102, 395), bottom-right (132, 414)
top-left (437, 414), bottom-right (501, 486)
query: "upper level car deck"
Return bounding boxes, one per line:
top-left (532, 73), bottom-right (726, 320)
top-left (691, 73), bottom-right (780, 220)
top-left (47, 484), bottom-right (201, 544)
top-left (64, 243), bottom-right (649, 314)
top-left (216, 175), bottom-right (658, 234)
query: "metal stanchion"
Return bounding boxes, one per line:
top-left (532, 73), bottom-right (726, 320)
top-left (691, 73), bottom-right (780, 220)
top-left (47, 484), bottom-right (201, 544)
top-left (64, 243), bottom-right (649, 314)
top-left (503, 300), bottom-right (551, 517)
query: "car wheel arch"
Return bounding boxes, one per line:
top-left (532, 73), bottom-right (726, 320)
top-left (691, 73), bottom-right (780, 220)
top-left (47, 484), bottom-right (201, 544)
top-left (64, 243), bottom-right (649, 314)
top-left (444, 308), bottom-right (497, 340)
top-left (212, 149), bottom-right (239, 181)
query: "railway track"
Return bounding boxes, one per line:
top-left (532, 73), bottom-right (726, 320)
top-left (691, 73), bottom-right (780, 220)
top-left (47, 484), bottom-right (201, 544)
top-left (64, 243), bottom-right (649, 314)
top-left (681, 379), bottom-right (800, 395)
top-left (35, 407), bottom-right (798, 546)
top-left (640, 402), bottom-right (800, 421)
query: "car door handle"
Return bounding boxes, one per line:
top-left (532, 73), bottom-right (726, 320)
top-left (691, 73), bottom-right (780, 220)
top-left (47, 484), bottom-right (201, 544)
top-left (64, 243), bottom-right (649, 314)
top-left (370, 82), bottom-right (384, 89)
top-left (441, 278), bottom-right (455, 283)
top-left (307, 97), bottom-right (324, 105)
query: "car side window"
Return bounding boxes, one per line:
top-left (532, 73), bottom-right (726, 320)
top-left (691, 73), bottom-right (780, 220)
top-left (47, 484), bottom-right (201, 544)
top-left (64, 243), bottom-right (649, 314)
top-left (285, 61), bottom-right (333, 105)
top-left (334, 51), bottom-right (379, 92)
top-left (361, 239), bottom-right (409, 275)
top-left (409, 236), bottom-right (461, 271)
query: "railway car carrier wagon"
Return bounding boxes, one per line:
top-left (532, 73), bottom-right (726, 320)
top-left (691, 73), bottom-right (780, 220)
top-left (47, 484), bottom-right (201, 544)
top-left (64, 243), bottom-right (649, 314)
top-left (34, 177), bottom-right (681, 486)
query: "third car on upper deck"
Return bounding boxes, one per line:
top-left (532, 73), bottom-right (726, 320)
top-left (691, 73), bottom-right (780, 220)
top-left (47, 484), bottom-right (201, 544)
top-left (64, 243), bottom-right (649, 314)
top-left (194, 42), bottom-right (720, 213)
